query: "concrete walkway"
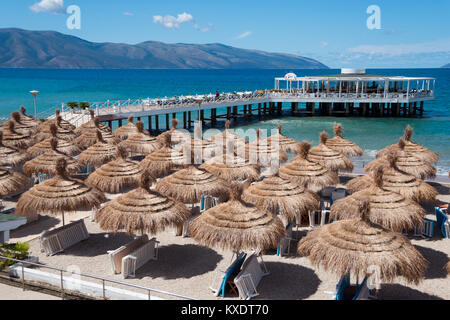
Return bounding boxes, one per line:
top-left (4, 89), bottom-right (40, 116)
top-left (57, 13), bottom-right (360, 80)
top-left (0, 282), bottom-right (60, 300)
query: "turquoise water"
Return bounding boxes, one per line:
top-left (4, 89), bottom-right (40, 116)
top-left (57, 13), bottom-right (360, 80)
top-left (0, 68), bottom-right (449, 174)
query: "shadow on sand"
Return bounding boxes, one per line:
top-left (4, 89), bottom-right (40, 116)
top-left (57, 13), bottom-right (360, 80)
top-left (377, 284), bottom-right (444, 300)
top-left (64, 232), bottom-right (135, 257)
top-left (414, 245), bottom-right (450, 280)
top-left (10, 215), bottom-right (60, 239)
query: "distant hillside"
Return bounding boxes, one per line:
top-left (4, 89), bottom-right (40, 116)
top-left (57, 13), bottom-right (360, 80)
top-left (0, 28), bottom-right (328, 69)
top-left (442, 63), bottom-right (450, 68)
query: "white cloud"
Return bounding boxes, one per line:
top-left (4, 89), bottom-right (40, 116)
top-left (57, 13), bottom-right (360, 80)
top-left (124, 12), bottom-right (134, 17)
top-left (235, 31), bottom-right (252, 40)
top-left (153, 12), bottom-right (194, 29)
top-left (30, 0), bottom-right (65, 14)
top-left (321, 41), bottom-right (329, 48)
top-left (193, 23), bottom-right (214, 32)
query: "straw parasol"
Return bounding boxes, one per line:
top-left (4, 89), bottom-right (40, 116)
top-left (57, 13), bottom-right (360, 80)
top-left (157, 119), bottom-right (191, 146)
top-left (211, 120), bottom-right (248, 152)
top-left (0, 167), bottom-right (31, 198)
top-left (139, 135), bottom-right (188, 178)
top-left (446, 262), bottom-right (450, 276)
top-left (264, 125), bottom-right (302, 154)
top-left (77, 130), bottom-right (119, 168)
top-left (376, 125), bottom-right (439, 164)
top-left (113, 116), bottom-right (147, 140)
top-left (326, 123), bottom-right (364, 157)
top-left (308, 132), bottom-right (354, 172)
top-left (365, 139), bottom-right (436, 180)
top-left (74, 110), bottom-right (111, 135)
top-left (39, 109), bottom-right (76, 131)
top-left (331, 167), bottom-right (425, 232)
top-left (74, 118), bottom-right (120, 149)
top-left (346, 151), bottom-right (437, 202)
top-left (23, 138), bottom-right (84, 177)
top-left (245, 129), bottom-right (288, 167)
top-left (298, 199), bottom-right (427, 285)
top-left (36, 116), bottom-right (78, 142)
top-left (27, 124), bottom-right (81, 157)
top-left (177, 137), bottom-right (220, 164)
top-left (0, 121), bottom-right (35, 149)
top-left (200, 153), bottom-right (261, 183)
top-left (242, 174), bottom-right (320, 224)
top-left (119, 121), bottom-right (161, 155)
top-left (1, 112), bottom-right (38, 135)
top-left (15, 158), bottom-right (107, 224)
top-left (0, 131), bottom-right (30, 167)
top-left (189, 183), bottom-right (286, 253)
top-left (279, 142), bottom-right (339, 192)
top-left (156, 165), bottom-right (229, 205)
top-left (85, 147), bottom-right (143, 194)
top-left (19, 106), bottom-right (41, 127)
top-left (95, 171), bottom-right (192, 236)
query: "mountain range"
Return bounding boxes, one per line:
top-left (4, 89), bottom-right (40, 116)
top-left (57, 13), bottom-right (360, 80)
top-left (0, 28), bottom-right (328, 69)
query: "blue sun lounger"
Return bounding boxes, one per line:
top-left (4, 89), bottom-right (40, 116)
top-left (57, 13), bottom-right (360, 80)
top-left (435, 207), bottom-right (449, 238)
top-left (335, 274), bottom-right (370, 300)
top-left (211, 253), bottom-right (247, 298)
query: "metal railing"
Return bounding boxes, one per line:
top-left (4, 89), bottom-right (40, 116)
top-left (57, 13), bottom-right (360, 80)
top-left (0, 255), bottom-right (196, 301)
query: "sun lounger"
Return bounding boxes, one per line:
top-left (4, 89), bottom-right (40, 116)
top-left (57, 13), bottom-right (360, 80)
top-left (234, 253), bottom-right (270, 300)
top-left (435, 207), bottom-right (449, 238)
top-left (335, 275), bottom-right (372, 300)
top-left (121, 237), bottom-right (159, 279)
top-left (40, 220), bottom-right (89, 256)
top-left (200, 195), bottom-right (219, 211)
top-left (309, 209), bottom-right (331, 227)
top-left (277, 223), bottom-right (296, 257)
top-left (412, 218), bottom-right (435, 238)
top-left (38, 173), bottom-right (50, 184)
top-left (107, 235), bottom-right (149, 275)
top-left (330, 189), bottom-right (346, 206)
top-left (182, 206), bottom-right (201, 238)
top-left (210, 252), bottom-right (247, 298)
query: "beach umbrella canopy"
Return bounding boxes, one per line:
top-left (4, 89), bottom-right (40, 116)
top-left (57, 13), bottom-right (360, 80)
top-left (155, 165), bottom-right (229, 204)
top-left (27, 124), bottom-right (81, 157)
top-left (331, 167), bottom-right (425, 232)
top-left (189, 183), bottom-right (286, 253)
top-left (376, 125), bottom-right (439, 164)
top-left (298, 199), bottom-right (427, 285)
top-left (119, 121), bottom-right (161, 155)
top-left (74, 118), bottom-right (120, 150)
top-left (242, 174), bottom-right (320, 224)
top-left (1, 112), bottom-right (38, 135)
top-left (0, 166), bottom-right (31, 198)
top-left (279, 142), bottom-right (339, 192)
top-left (264, 125), bottom-right (302, 154)
top-left (157, 119), bottom-right (191, 146)
top-left (244, 129), bottom-right (288, 167)
top-left (19, 106), bottom-right (41, 127)
top-left (0, 131), bottom-right (30, 167)
top-left (74, 110), bottom-right (111, 135)
top-left (85, 147), bottom-right (143, 194)
top-left (346, 152), bottom-right (437, 203)
top-left (39, 109), bottom-right (76, 132)
top-left (200, 153), bottom-right (261, 183)
top-left (308, 132), bottom-right (354, 173)
top-left (211, 120), bottom-right (248, 152)
top-left (113, 116), bottom-right (147, 140)
top-left (0, 121), bottom-right (35, 149)
top-left (139, 135), bottom-right (188, 178)
top-left (15, 158), bottom-right (107, 224)
top-left (366, 139), bottom-right (436, 180)
top-left (95, 171), bottom-right (191, 236)
top-left (326, 123), bottom-right (364, 157)
top-left (176, 137), bottom-right (220, 164)
top-left (36, 116), bottom-right (78, 142)
top-left (23, 138), bottom-right (84, 177)
top-left (77, 130), bottom-right (119, 168)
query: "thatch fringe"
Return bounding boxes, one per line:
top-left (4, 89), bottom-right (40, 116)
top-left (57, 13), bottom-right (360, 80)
top-left (326, 124), bottom-right (364, 157)
top-left (200, 154), bottom-right (261, 182)
top-left (0, 167), bottom-right (31, 198)
top-left (308, 132), bottom-right (354, 172)
top-left (0, 131), bottom-right (30, 167)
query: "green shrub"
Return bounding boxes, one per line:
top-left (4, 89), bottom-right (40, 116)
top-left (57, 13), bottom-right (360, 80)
top-left (79, 102), bottom-right (90, 110)
top-left (0, 242), bottom-right (30, 271)
top-left (66, 102), bottom-right (79, 109)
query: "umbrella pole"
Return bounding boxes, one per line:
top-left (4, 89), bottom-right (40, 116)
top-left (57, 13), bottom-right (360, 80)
top-left (62, 210), bottom-right (65, 226)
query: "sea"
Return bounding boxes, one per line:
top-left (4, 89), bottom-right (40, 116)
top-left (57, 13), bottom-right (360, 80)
top-left (0, 68), bottom-right (449, 175)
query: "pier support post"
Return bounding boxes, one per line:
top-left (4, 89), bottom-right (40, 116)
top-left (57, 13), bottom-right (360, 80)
top-left (227, 107), bottom-right (231, 120)
top-left (211, 108), bottom-right (217, 127)
top-left (233, 106), bottom-right (238, 120)
top-left (258, 103), bottom-right (262, 119)
top-left (420, 101), bottom-right (424, 116)
top-left (263, 102), bottom-right (267, 115)
top-left (183, 112), bottom-right (187, 129)
top-left (188, 111), bottom-right (192, 129)
top-left (107, 120), bottom-right (112, 129)
top-left (166, 114), bottom-right (170, 130)
top-left (200, 110), bottom-right (205, 126)
top-left (248, 104), bottom-right (253, 117)
top-left (277, 102), bottom-right (282, 115)
top-left (155, 115), bottom-right (159, 131)
top-left (408, 103), bottom-right (413, 117)
top-left (345, 103), bottom-right (350, 116)
top-left (243, 105), bottom-right (248, 117)
top-left (118, 119), bottom-right (123, 127)
top-left (148, 116), bottom-right (152, 131)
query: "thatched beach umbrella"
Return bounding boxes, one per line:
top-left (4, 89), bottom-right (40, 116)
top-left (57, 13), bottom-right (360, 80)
top-left (157, 119), bottom-right (191, 146)
top-left (200, 153), bottom-right (261, 183)
top-left (366, 139), bottom-right (436, 180)
top-left (74, 110), bottom-right (111, 135)
top-left (27, 124), bottom-right (81, 157)
top-left (156, 165), bottom-right (229, 205)
top-left (77, 130), bottom-right (119, 168)
top-left (377, 125), bottom-right (439, 164)
top-left (346, 152), bottom-right (437, 203)
top-left (74, 118), bottom-right (120, 149)
top-left (298, 199), bottom-right (427, 285)
top-left (1, 121), bottom-right (35, 149)
top-left (242, 174), bottom-right (320, 224)
top-left (331, 167), bottom-right (425, 232)
top-left (211, 120), bottom-right (248, 152)
top-left (0, 167), bottom-right (31, 198)
top-left (139, 135), bottom-right (187, 178)
top-left (0, 131), bottom-right (30, 167)
top-left (189, 183), bottom-right (286, 253)
top-left (23, 139), bottom-right (84, 177)
top-left (15, 158), bottom-right (107, 224)
top-left (326, 123), bottom-right (364, 157)
top-left (39, 109), bottom-right (76, 132)
top-left (308, 132), bottom-right (354, 172)
top-left (245, 129), bottom-right (288, 167)
top-left (113, 116), bottom-right (146, 140)
top-left (177, 137), bottom-right (220, 163)
top-left (19, 106), bottom-right (41, 127)
top-left (95, 171), bottom-right (191, 236)
top-left (264, 125), bottom-right (302, 154)
top-left (85, 147), bottom-right (143, 194)
top-left (279, 142), bottom-right (339, 192)
top-left (119, 121), bottom-right (161, 156)
top-left (36, 116), bottom-right (78, 142)
top-left (1, 112), bottom-right (38, 135)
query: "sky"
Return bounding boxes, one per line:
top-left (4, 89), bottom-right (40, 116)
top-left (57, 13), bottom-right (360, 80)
top-left (1, 0), bottom-right (449, 68)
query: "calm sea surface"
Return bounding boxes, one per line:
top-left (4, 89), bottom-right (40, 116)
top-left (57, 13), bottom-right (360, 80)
top-left (0, 68), bottom-right (449, 174)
